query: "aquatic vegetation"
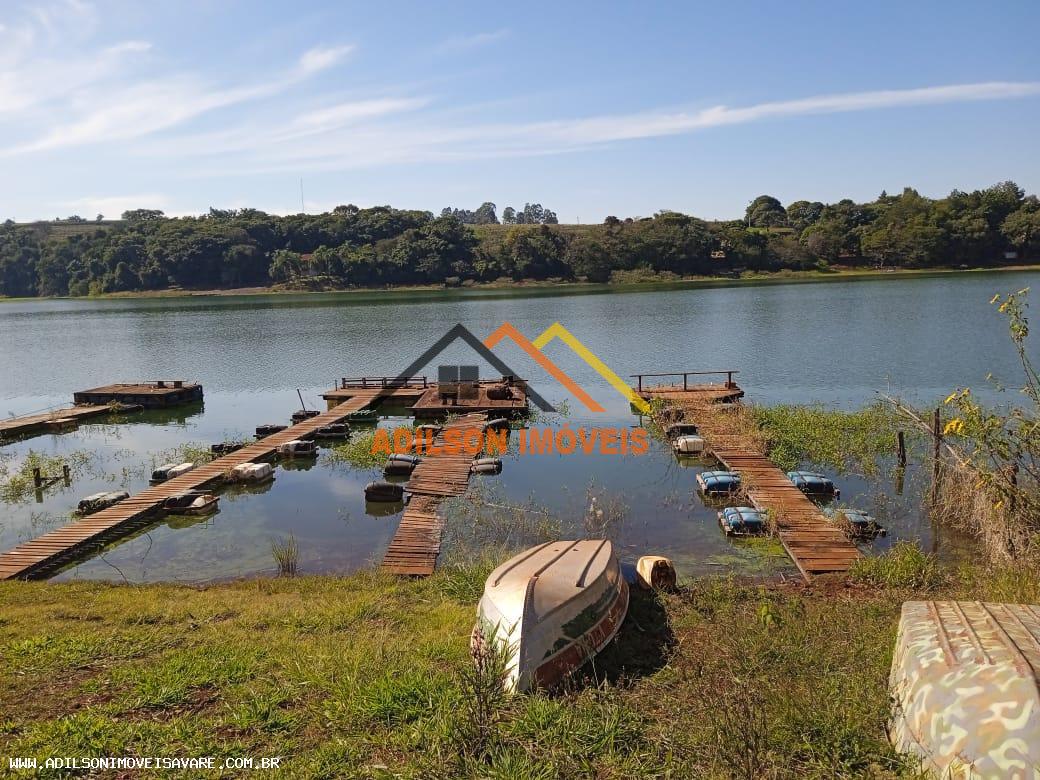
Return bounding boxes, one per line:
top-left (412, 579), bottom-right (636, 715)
top-left (923, 289), bottom-right (1040, 561)
top-left (0, 450), bottom-right (96, 503)
top-left (441, 483), bottom-right (562, 560)
top-left (270, 533), bottom-right (299, 577)
top-left (753, 402), bottom-right (904, 475)
top-left (325, 431), bottom-right (384, 470)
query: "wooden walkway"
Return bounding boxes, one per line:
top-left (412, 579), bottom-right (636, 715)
top-left (639, 380), bottom-right (861, 581)
top-left (0, 388), bottom-right (405, 581)
top-left (380, 413), bottom-right (487, 576)
top-left (0, 404), bottom-right (114, 441)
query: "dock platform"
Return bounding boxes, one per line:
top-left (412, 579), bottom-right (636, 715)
top-left (324, 376), bottom-right (528, 418)
top-left (0, 404), bottom-right (115, 441)
top-left (637, 371), bottom-right (861, 581)
top-left (0, 388), bottom-right (396, 580)
top-left (380, 413), bottom-right (488, 576)
top-left (74, 381), bottom-right (203, 408)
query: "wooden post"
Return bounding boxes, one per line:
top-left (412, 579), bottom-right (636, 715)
top-left (683, 373), bottom-right (688, 391)
top-left (32, 467), bottom-right (42, 488)
top-left (636, 375), bottom-right (643, 392)
top-left (931, 407), bottom-right (942, 505)
top-left (897, 431), bottom-right (906, 468)
top-left (62, 464), bottom-right (71, 484)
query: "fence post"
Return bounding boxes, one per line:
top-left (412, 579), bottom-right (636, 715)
top-left (683, 373), bottom-right (688, 391)
top-left (32, 468), bottom-right (42, 488)
top-left (931, 407), bottom-right (942, 504)
top-left (897, 431), bottom-right (906, 468)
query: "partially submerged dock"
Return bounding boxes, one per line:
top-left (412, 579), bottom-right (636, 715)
top-left (380, 413), bottom-right (489, 576)
top-left (2, 380), bottom-right (203, 444)
top-left (0, 388), bottom-right (401, 580)
top-left (0, 404), bottom-right (114, 441)
top-left (635, 371), bottom-right (861, 581)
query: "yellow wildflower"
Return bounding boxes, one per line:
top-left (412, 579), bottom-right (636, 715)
top-left (990, 293), bottom-right (1001, 304)
top-left (944, 392), bottom-right (957, 405)
top-left (943, 418), bottom-right (964, 436)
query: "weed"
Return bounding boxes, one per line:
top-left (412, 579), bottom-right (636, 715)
top-left (849, 541), bottom-right (949, 589)
top-left (325, 431), bottom-right (385, 470)
top-left (271, 533), bottom-right (299, 576)
top-left (754, 402), bottom-right (905, 475)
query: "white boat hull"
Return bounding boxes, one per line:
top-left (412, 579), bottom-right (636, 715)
top-left (473, 540), bottom-right (629, 692)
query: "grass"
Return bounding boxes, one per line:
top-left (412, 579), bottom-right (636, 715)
top-left (753, 402), bottom-right (907, 475)
top-left (325, 431), bottom-right (385, 470)
top-left (0, 450), bottom-right (96, 503)
top-left (2, 550), bottom-right (1032, 777)
top-left (271, 533), bottom-right (300, 577)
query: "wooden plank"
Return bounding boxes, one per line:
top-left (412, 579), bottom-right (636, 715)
top-left (642, 381), bottom-right (861, 582)
top-left (0, 390), bottom-right (393, 580)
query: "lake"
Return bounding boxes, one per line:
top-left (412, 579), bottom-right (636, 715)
top-left (0, 271), bottom-right (1036, 582)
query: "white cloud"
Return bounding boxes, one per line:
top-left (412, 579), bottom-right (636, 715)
top-left (2, 40), bottom-right (356, 154)
top-left (437, 29), bottom-right (509, 52)
top-left (297, 44), bottom-right (354, 75)
top-left (103, 40), bottom-right (152, 55)
top-left (179, 80), bottom-right (1040, 175)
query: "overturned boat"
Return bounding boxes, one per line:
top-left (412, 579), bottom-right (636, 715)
top-left (889, 600), bottom-right (1040, 777)
top-left (472, 539), bottom-right (629, 693)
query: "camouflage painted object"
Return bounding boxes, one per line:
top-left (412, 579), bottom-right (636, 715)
top-left (889, 601), bottom-right (1040, 778)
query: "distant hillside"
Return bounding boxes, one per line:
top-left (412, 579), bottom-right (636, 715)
top-left (2, 182), bottom-right (1037, 297)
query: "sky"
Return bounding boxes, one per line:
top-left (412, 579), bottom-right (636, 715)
top-left (1, 0), bottom-right (1038, 223)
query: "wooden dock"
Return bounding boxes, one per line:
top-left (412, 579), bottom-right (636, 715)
top-left (0, 388), bottom-right (405, 581)
top-left (637, 372), bottom-right (861, 581)
top-left (74, 381), bottom-right (203, 408)
top-left (324, 376), bottom-right (528, 418)
top-left (0, 404), bottom-right (115, 442)
top-left (380, 413), bottom-right (488, 576)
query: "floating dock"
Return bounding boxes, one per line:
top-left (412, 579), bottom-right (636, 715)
top-left (636, 371), bottom-right (861, 581)
top-left (0, 387), bottom-right (411, 580)
top-left (73, 381), bottom-right (203, 408)
top-left (380, 413), bottom-right (488, 576)
top-left (324, 376), bottom-right (528, 418)
top-left (0, 404), bottom-right (115, 441)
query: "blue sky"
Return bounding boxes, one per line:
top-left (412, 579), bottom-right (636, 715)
top-left (1, 0), bottom-right (1038, 222)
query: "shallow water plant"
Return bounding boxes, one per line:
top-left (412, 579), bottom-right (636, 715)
top-left (270, 533), bottom-right (299, 577)
top-left (325, 431), bottom-right (384, 470)
top-left (754, 402), bottom-right (904, 475)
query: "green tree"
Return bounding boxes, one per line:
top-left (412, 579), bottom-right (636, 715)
top-left (745, 196), bottom-right (787, 227)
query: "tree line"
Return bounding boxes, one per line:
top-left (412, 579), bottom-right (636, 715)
top-left (1, 182), bottom-right (1037, 297)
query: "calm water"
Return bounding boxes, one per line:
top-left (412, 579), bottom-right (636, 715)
top-left (0, 271), bottom-right (1035, 582)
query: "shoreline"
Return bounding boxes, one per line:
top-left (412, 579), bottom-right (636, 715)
top-left (2, 263), bottom-right (1039, 304)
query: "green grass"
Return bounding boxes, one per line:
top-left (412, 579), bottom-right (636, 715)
top-left (753, 402), bottom-right (908, 474)
top-left (3, 551), bottom-right (1029, 777)
top-left (325, 431), bottom-right (386, 470)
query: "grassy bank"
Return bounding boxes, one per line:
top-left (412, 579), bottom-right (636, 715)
top-left (3, 263), bottom-right (1039, 304)
top-left (2, 551), bottom-right (1037, 778)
